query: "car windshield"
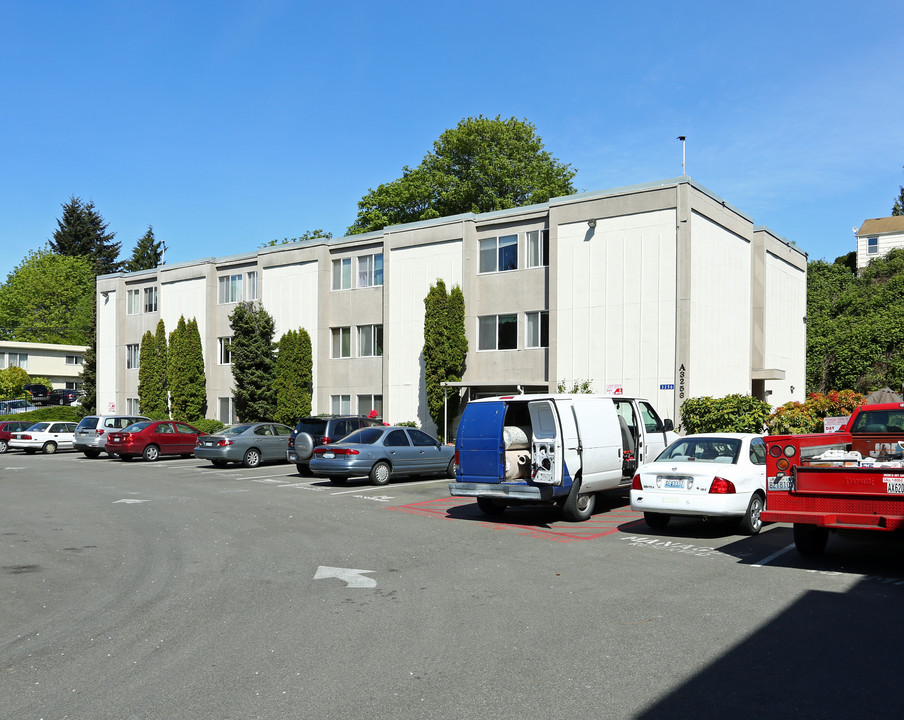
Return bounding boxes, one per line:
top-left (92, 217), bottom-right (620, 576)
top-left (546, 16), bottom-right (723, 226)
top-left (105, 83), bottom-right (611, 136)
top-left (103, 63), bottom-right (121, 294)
top-left (338, 427), bottom-right (384, 445)
top-left (123, 422), bottom-right (152, 432)
top-left (221, 424), bottom-right (252, 436)
top-left (656, 437), bottom-right (741, 464)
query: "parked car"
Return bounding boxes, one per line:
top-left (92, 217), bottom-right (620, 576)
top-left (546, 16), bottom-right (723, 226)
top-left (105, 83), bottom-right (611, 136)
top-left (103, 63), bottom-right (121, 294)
top-left (47, 388), bottom-right (81, 405)
top-left (22, 384), bottom-right (50, 405)
top-left (0, 399), bottom-right (37, 415)
top-left (73, 414), bottom-right (150, 458)
top-left (310, 425), bottom-right (455, 486)
top-left (0, 420), bottom-right (34, 453)
top-left (287, 415), bottom-right (383, 476)
top-left (106, 420), bottom-right (202, 461)
top-left (195, 422), bottom-right (294, 468)
top-left (630, 433), bottom-right (768, 534)
top-left (9, 421), bottom-right (78, 454)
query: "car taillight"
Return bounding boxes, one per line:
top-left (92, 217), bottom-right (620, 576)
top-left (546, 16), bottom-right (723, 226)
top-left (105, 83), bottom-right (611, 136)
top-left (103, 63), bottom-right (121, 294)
top-left (314, 447), bottom-right (359, 455)
top-left (95, 429), bottom-right (104, 436)
top-left (631, 474), bottom-right (642, 490)
top-left (218, 439), bottom-right (234, 447)
top-left (321, 436), bottom-right (331, 445)
top-left (20, 434), bottom-right (32, 440)
top-left (709, 477), bottom-right (736, 494)
top-left (454, 449), bottom-right (460, 471)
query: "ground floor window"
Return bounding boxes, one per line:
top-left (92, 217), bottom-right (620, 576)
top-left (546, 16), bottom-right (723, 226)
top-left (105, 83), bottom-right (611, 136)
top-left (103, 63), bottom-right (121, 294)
top-left (219, 397), bottom-right (236, 424)
top-left (331, 394), bottom-right (351, 414)
top-left (358, 394), bottom-right (383, 418)
top-left (126, 397), bottom-right (140, 414)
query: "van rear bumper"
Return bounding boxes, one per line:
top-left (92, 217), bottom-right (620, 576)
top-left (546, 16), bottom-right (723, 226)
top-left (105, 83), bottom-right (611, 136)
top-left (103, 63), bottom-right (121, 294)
top-left (449, 482), bottom-right (556, 501)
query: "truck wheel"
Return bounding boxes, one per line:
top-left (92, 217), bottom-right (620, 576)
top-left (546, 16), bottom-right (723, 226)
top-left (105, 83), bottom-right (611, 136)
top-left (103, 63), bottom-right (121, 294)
top-left (370, 461), bottom-right (391, 486)
top-left (738, 493), bottom-right (765, 535)
top-left (793, 524), bottom-right (828, 557)
top-left (644, 512), bottom-right (671, 529)
top-left (477, 498), bottom-right (507, 515)
top-left (562, 477), bottom-right (595, 522)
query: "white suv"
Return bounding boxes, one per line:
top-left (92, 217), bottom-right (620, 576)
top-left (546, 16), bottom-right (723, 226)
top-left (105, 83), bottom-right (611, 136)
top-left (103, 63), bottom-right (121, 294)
top-left (73, 414), bottom-right (149, 458)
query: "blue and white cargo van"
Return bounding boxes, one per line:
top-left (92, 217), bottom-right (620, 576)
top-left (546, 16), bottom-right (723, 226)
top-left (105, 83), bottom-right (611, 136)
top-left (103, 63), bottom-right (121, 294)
top-left (449, 394), bottom-right (676, 521)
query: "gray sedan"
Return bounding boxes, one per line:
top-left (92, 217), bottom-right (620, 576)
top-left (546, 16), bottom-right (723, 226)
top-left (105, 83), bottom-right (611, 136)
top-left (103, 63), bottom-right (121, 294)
top-left (309, 426), bottom-right (455, 485)
top-left (194, 422), bottom-right (294, 468)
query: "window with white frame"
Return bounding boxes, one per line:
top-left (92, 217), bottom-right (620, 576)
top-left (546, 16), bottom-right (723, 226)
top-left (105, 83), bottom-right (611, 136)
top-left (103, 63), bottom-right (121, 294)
top-left (218, 337), bottom-right (233, 365)
top-left (478, 234), bottom-right (518, 273)
top-left (358, 324), bottom-right (383, 357)
top-left (358, 394), bottom-right (383, 417)
top-left (331, 394), bottom-right (351, 414)
top-left (65, 354), bottom-right (82, 366)
top-left (7, 352), bottom-right (27, 370)
top-left (246, 270), bottom-right (258, 300)
top-left (357, 253), bottom-right (383, 288)
top-left (331, 327), bottom-right (351, 358)
top-left (868, 237), bottom-right (878, 255)
top-left (332, 258), bottom-right (352, 290)
top-left (126, 398), bottom-right (140, 414)
top-left (478, 314), bottom-right (518, 350)
top-left (218, 397), bottom-right (236, 424)
top-left (65, 381), bottom-right (79, 390)
top-left (126, 344), bottom-right (140, 369)
top-left (143, 286), bottom-right (158, 313)
top-left (526, 311), bottom-right (549, 348)
top-left (126, 289), bottom-right (141, 315)
top-left (218, 274), bottom-right (243, 304)
top-left (527, 229), bottom-right (550, 268)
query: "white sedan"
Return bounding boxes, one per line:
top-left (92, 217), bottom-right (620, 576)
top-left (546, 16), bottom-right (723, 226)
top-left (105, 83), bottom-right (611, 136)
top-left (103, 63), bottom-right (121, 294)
top-left (630, 433), bottom-right (767, 534)
top-left (9, 421), bottom-right (78, 454)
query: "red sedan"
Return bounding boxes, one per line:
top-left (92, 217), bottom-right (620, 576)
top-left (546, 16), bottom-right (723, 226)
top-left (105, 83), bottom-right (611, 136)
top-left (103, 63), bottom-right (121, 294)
top-left (107, 420), bottom-right (201, 461)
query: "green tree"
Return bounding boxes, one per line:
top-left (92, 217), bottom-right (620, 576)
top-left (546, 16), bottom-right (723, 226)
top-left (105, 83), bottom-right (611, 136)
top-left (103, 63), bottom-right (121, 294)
top-left (423, 280), bottom-right (467, 437)
top-left (124, 226), bottom-right (163, 272)
top-left (0, 366), bottom-right (30, 399)
top-left (50, 196), bottom-right (121, 275)
top-left (679, 394), bottom-right (772, 434)
top-left (272, 328), bottom-right (313, 425)
top-left (0, 249), bottom-right (95, 343)
top-left (79, 310), bottom-right (97, 414)
top-left (260, 229), bottom-right (333, 248)
top-left (137, 325), bottom-right (168, 418)
top-left (348, 116), bottom-right (577, 234)
top-left (229, 301), bottom-right (276, 422)
top-left (168, 316), bottom-right (206, 421)
top-left (153, 320), bottom-right (169, 417)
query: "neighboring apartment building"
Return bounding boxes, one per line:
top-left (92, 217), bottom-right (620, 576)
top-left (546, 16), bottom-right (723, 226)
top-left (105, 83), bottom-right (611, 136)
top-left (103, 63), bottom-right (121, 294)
top-left (95, 176), bottom-right (807, 432)
top-left (855, 216), bottom-right (904, 269)
top-left (0, 340), bottom-right (87, 389)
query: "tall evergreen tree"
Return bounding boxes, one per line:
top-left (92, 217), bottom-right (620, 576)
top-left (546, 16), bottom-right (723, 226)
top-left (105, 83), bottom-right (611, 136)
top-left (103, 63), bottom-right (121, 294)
top-left (50, 196), bottom-right (121, 275)
top-left (168, 316), bottom-right (207, 421)
top-left (124, 225), bottom-right (164, 272)
top-left (79, 309), bottom-right (98, 414)
top-left (423, 280), bottom-right (467, 437)
top-left (893, 186), bottom-right (904, 216)
top-left (137, 325), bottom-right (168, 418)
top-left (272, 328), bottom-right (313, 426)
top-left (229, 301), bottom-right (276, 422)
top-left (153, 319), bottom-right (169, 417)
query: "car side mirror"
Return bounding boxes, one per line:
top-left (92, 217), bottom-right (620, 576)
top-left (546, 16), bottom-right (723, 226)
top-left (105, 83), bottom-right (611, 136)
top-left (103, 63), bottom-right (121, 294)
top-left (662, 419), bottom-right (674, 432)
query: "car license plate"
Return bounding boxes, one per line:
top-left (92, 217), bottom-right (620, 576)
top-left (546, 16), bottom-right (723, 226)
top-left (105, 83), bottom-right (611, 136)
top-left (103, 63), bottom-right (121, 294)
top-left (204, 441), bottom-right (214, 446)
top-left (664, 478), bottom-right (684, 489)
top-left (322, 452), bottom-right (335, 459)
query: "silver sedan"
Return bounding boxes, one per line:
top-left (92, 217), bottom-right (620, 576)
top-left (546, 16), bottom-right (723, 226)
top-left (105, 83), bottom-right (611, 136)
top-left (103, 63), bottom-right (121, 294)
top-left (194, 422), bottom-right (294, 468)
top-left (309, 426), bottom-right (455, 485)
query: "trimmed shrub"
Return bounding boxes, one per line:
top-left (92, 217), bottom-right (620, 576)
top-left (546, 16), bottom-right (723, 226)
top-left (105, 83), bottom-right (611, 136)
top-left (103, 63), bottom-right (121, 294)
top-left (680, 394), bottom-right (771, 434)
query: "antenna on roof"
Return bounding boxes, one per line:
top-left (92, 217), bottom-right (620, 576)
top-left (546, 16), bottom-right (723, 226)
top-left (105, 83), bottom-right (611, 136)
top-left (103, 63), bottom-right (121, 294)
top-left (677, 136), bottom-right (687, 176)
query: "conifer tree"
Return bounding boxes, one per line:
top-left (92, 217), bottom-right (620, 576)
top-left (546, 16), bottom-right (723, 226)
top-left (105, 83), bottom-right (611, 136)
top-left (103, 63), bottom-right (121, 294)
top-left (50, 196), bottom-right (121, 275)
top-left (154, 319), bottom-right (169, 416)
top-left (229, 301), bottom-right (276, 422)
top-left (124, 226), bottom-right (164, 272)
top-left (423, 280), bottom-right (467, 436)
top-left (168, 316), bottom-right (207, 421)
top-left (137, 323), bottom-right (168, 418)
top-left (273, 328), bottom-right (313, 425)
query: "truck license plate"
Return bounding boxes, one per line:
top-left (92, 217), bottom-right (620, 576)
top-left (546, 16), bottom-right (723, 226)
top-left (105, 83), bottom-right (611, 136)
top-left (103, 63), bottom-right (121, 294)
top-left (886, 481), bottom-right (904, 494)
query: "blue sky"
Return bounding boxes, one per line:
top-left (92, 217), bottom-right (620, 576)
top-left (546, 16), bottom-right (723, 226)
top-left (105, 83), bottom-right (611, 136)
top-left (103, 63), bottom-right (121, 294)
top-left (2, 0), bottom-right (902, 282)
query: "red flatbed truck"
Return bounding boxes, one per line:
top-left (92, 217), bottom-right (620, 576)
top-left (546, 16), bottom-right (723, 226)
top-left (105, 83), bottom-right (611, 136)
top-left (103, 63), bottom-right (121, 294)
top-left (763, 402), bottom-right (904, 556)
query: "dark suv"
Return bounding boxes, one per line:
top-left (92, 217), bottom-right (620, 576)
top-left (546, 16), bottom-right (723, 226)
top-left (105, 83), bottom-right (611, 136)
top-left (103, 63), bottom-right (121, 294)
top-left (23, 384), bottom-right (50, 405)
top-left (287, 416), bottom-right (382, 476)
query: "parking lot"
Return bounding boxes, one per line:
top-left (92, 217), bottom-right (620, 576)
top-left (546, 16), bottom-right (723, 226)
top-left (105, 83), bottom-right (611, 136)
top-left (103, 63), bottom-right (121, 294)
top-left (3, 451), bottom-right (904, 719)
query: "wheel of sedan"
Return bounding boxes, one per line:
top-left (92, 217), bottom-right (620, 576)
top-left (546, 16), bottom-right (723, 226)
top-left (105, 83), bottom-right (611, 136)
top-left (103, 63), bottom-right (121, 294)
top-left (793, 523), bottom-right (829, 557)
top-left (296, 463), bottom-right (313, 477)
top-left (42, 441), bottom-right (58, 455)
top-left (83, 449), bottom-right (101, 459)
top-left (57, 397), bottom-right (66, 405)
top-left (370, 461), bottom-right (391, 486)
top-left (0, 439), bottom-right (7, 453)
top-left (644, 512), bottom-right (671, 529)
top-left (477, 497), bottom-right (507, 515)
top-left (142, 444), bottom-right (160, 462)
top-left (738, 493), bottom-right (765, 535)
top-left (562, 477), bottom-right (595, 522)
top-left (243, 448), bottom-right (261, 468)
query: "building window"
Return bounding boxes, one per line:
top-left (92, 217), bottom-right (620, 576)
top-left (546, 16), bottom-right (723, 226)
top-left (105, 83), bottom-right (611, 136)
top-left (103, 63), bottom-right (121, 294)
top-left (218, 337), bottom-right (233, 365)
top-left (479, 234), bottom-right (518, 273)
top-left (331, 394), bottom-right (351, 414)
top-left (65, 355), bottom-right (82, 366)
top-left (218, 274), bottom-right (243, 304)
top-left (126, 398), bottom-right (140, 414)
top-left (126, 344), bottom-right (140, 369)
top-left (358, 394), bottom-right (383, 417)
top-left (526, 311), bottom-right (549, 348)
top-left (127, 289), bottom-right (141, 315)
top-left (868, 237), bottom-right (878, 255)
top-left (7, 352), bottom-right (28, 370)
top-left (478, 314), bottom-right (518, 350)
top-left (143, 286), bottom-right (158, 313)
top-left (65, 381), bottom-right (79, 390)
top-left (358, 324), bottom-right (383, 357)
top-left (218, 397), bottom-right (236, 424)
top-left (246, 271), bottom-right (258, 300)
top-left (332, 258), bottom-right (352, 290)
top-left (527, 229), bottom-right (550, 268)
top-left (331, 327), bottom-right (351, 358)
top-left (358, 253), bottom-right (384, 288)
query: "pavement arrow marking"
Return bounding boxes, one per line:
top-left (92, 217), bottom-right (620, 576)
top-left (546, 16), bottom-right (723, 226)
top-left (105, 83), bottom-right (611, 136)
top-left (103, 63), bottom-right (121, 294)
top-left (313, 565), bottom-right (376, 588)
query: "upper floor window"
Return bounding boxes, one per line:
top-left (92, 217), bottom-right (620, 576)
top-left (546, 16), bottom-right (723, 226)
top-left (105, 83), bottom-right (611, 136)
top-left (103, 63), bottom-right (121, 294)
top-left (527, 229), bottom-right (549, 268)
top-left (143, 286), bottom-right (158, 313)
top-left (478, 314), bottom-right (517, 351)
top-left (868, 237), bottom-right (878, 255)
top-left (479, 234), bottom-right (518, 273)
top-left (218, 337), bottom-right (232, 365)
top-left (126, 344), bottom-right (140, 370)
top-left (331, 327), bottom-right (351, 358)
top-left (525, 311), bottom-right (549, 348)
top-left (6, 352), bottom-right (27, 370)
top-left (246, 271), bottom-right (258, 300)
top-left (358, 324), bottom-right (383, 357)
top-left (358, 253), bottom-right (384, 288)
top-left (65, 355), bottom-right (82, 365)
top-left (332, 258), bottom-right (352, 290)
top-left (127, 289), bottom-right (141, 315)
top-left (218, 274), bottom-right (243, 304)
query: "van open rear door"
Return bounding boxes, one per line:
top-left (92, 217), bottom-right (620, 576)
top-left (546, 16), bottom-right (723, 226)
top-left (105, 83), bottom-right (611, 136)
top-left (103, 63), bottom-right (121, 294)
top-left (455, 401), bottom-right (507, 483)
top-left (528, 400), bottom-right (564, 486)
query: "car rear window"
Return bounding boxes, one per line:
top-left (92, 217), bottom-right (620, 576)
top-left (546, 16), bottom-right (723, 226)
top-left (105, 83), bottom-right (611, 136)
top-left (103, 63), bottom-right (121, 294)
top-left (295, 419), bottom-right (328, 435)
top-left (77, 417), bottom-right (100, 430)
top-left (124, 422), bottom-right (152, 431)
top-left (342, 428), bottom-right (384, 445)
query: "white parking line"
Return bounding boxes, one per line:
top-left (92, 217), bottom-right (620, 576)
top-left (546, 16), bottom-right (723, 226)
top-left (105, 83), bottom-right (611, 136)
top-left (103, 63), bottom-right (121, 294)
top-left (751, 543), bottom-right (796, 567)
top-left (330, 477), bottom-right (450, 495)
